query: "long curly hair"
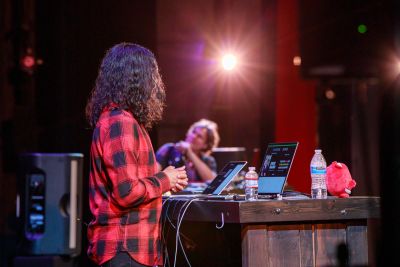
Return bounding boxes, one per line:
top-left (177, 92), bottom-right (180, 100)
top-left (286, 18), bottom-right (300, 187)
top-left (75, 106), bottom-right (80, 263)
top-left (86, 43), bottom-right (166, 129)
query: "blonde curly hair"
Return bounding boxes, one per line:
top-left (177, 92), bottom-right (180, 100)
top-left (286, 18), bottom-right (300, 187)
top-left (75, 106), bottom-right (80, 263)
top-left (186, 118), bottom-right (220, 153)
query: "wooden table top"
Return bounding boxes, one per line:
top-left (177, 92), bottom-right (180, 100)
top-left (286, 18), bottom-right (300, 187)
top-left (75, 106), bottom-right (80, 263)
top-left (162, 196), bottom-right (380, 223)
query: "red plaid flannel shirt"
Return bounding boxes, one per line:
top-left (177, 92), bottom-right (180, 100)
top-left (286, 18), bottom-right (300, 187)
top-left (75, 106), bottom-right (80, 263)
top-left (87, 106), bottom-right (170, 266)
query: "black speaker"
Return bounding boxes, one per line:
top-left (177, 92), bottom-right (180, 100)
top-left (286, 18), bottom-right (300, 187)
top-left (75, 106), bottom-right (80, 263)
top-left (299, 0), bottom-right (399, 78)
top-left (16, 153), bottom-right (83, 257)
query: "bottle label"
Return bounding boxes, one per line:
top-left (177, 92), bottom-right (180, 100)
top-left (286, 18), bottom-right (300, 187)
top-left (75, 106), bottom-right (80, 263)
top-left (310, 167), bottom-right (326, 174)
top-left (245, 178), bottom-right (258, 188)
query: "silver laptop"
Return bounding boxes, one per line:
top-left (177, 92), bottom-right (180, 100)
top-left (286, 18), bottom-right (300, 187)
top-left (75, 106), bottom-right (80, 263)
top-left (166, 161), bottom-right (247, 199)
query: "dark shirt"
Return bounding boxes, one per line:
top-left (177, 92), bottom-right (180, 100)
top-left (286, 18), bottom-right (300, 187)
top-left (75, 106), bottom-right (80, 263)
top-left (155, 143), bottom-right (217, 182)
top-left (87, 106), bottom-right (170, 266)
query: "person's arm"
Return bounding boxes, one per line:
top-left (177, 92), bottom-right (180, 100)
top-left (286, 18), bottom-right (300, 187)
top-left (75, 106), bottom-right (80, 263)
top-left (101, 117), bottom-right (171, 209)
top-left (155, 143), bottom-right (173, 171)
top-left (185, 148), bottom-right (216, 182)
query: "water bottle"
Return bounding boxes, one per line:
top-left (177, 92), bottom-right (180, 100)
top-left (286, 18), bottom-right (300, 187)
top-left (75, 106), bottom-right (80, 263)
top-left (245, 167), bottom-right (258, 201)
top-left (310, 149), bottom-right (327, 199)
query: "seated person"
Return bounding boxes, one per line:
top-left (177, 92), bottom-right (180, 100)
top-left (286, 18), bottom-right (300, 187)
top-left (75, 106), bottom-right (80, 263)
top-left (156, 119), bottom-right (220, 183)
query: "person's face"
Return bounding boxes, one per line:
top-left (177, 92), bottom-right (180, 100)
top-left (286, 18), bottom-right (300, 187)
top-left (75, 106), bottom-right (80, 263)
top-left (186, 127), bottom-right (208, 152)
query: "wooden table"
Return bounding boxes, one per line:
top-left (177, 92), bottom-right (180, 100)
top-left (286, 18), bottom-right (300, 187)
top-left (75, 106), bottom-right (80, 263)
top-left (162, 196), bottom-right (380, 267)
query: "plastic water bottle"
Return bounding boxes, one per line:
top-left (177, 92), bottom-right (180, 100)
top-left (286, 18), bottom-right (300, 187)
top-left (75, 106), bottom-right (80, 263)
top-left (245, 167), bottom-right (258, 201)
top-left (310, 149), bottom-right (327, 199)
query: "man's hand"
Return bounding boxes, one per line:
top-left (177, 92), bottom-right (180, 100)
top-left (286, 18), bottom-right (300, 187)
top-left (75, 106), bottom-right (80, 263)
top-left (163, 165), bottom-right (188, 192)
top-left (175, 141), bottom-right (192, 156)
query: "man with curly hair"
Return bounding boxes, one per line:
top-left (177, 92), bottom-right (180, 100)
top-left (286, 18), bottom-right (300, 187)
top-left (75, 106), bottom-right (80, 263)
top-left (85, 43), bottom-right (188, 267)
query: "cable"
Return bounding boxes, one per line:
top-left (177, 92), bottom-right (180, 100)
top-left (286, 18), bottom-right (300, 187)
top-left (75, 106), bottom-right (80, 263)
top-left (162, 197), bottom-right (203, 267)
top-left (162, 198), bottom-right (182, 266)
top-left (174, 198), bottom-right (197, 267)
top-left (178, 199), bottom-right (199, 267)
top-left (162, 197), bottom-right (191, 267)
top-left (161, 198), bottom-right (174, 266)
top-left (174, 198), bottom-right (193, 267)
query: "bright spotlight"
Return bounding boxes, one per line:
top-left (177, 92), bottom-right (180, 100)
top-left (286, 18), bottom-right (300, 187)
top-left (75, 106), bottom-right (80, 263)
top-left (221, 54), bottom-right (237, 71)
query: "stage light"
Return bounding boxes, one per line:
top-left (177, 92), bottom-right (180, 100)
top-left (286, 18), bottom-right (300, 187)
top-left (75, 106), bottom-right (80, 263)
top-left (221, 54), bottom-right (237, 71)
top-left (325, 89), bottom-right (336, 100)
top-left (21, 55), bottom-right (35, 69)
top-left (293, 56), bottom-right (301, 66)
top-left (358, 24), bottom-right (367, 34)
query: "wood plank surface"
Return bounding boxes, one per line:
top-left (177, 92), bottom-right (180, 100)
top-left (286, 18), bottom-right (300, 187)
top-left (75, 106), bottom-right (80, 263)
top-left (314, 223), bottom-right (347, 267)
top-left (299, 224), bottom-right (314, 267)
top-left (266, 224), bottom-right (302, 267)
top-left (238, 197), bottom-right (380, 223)
top-left (162, 197), bottom-right (380, 223)
top-left (242, 224), bottom-right (307, 267)
top-left (346, 222), bottom-right (368, 266)
top-left (241, 225), bottom-right (268, 267)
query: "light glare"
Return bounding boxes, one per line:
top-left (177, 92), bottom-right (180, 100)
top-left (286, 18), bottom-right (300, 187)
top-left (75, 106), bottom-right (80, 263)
top-left (221, 54), bottom-right (237, 70)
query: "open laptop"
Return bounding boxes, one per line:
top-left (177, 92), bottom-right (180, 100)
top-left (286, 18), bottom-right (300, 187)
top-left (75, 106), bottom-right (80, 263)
top-left (258, 142), bottom-right (299, 198)
top-left (166, 161), bottom-right (247, 199)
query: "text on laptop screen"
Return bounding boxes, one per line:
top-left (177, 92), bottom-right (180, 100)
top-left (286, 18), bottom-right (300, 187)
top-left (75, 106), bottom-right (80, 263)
top-left (258, 142), bottom-right (298, 194)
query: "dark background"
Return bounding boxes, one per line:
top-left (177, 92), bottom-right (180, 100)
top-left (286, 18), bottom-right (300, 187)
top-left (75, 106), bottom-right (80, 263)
top-left (1, 0), bottom-right (399, 266)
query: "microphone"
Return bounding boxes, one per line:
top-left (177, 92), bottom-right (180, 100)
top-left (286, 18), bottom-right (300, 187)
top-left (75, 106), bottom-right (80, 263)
top-left (168, 142), bottom-right (186, 167)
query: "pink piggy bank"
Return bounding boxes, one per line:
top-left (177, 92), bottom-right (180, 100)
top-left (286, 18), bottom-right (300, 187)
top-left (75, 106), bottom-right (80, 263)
top-left (326, 161), bottom-right (356, 198)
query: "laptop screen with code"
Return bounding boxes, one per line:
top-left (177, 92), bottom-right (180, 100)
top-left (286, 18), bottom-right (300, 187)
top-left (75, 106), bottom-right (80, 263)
top-left (258, 142), bottom-right (298, 195)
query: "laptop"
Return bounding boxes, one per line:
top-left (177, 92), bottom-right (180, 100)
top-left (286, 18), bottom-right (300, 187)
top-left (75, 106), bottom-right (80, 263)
top-left (258, 142), bottom-right (299, 198)
top-left (166, 161), bottom-right (247, 199)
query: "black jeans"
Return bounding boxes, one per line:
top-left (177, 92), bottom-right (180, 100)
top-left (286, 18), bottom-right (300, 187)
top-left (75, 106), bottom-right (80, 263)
top-left (100, 252), bottom-right (149, 267)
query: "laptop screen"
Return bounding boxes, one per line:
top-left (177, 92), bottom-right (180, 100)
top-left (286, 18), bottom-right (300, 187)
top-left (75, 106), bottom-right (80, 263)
top-left (258, 142), bottom-right (298, 194)
top-left (203, 161), bottom-right (247, 194)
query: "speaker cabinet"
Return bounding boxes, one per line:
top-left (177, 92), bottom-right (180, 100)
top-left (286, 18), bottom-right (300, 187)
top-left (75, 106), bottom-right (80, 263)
top-left (16, 153), bottom-right (83, 257)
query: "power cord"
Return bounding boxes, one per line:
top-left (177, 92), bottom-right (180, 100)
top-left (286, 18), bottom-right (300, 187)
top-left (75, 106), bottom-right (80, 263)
top-left (174, 198), bottom-right (197, 267)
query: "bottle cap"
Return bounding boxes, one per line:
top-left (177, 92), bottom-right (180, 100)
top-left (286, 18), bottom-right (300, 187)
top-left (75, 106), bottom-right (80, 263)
top-left (249, 166), bottom-right (256, 171)
top-left (315, 149), bottom-right (322, 153)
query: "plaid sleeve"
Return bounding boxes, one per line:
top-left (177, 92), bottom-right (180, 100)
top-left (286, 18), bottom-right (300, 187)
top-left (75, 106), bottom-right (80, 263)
top-left (101, 115), bottom-right (170, 208)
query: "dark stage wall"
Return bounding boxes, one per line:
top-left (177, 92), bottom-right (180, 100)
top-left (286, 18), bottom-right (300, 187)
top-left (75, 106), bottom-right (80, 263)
top-left (1, 1), bottom-right (157, 267)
